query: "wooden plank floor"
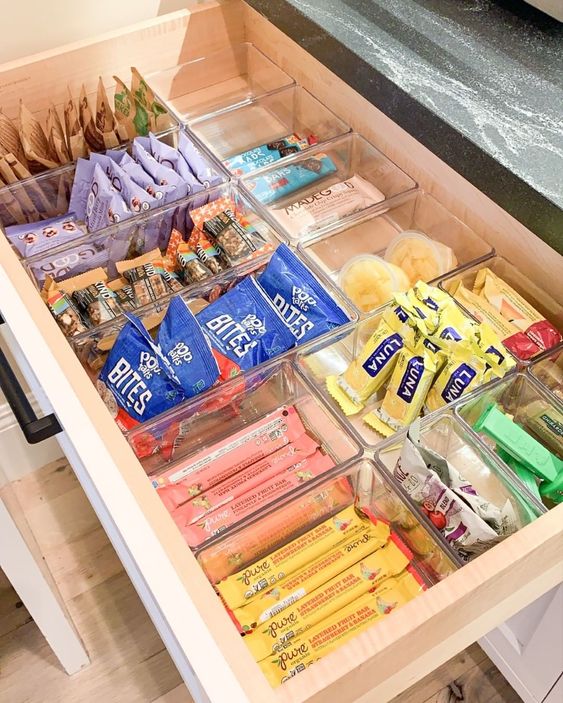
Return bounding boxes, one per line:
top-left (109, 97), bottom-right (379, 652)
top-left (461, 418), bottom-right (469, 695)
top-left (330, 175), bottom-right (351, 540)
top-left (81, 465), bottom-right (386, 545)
top-left (0, 458), bottom-right (524, 703)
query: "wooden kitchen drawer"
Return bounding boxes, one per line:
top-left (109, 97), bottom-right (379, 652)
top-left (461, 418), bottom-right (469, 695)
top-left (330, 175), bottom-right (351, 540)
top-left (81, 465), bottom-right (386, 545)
top-left (0, 2), bottom-right (562, 703)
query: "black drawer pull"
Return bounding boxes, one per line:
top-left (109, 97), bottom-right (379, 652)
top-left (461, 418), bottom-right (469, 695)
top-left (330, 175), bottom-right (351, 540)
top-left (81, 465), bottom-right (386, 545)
top-left (0, 313), bottom-right (62, 444)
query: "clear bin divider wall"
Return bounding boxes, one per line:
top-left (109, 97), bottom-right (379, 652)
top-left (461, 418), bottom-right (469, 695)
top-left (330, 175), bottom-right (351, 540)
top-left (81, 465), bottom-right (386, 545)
top-left (146, 43), bottom-right (296, 124)
top-left (188, 86), bottom-right (351, 174)
top-left (527, 341), bottom-right (563, 403)
top-left (240, 132), bottom-right (418, 246)
top-left (297, 190), bottom-right (495, 316)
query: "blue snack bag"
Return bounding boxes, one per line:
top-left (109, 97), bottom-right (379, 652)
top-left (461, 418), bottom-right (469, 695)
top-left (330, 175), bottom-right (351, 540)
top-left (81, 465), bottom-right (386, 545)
top-left (157, 296), bottom-right (220, 398)
top-left (244, 153), bottom-right (337, 205)
top-left (98, 312), bottom-right (184, 428)
top-left (196, 276), bottom-right (295, 378)
top-left (258, 243), bottom-right (350, 343)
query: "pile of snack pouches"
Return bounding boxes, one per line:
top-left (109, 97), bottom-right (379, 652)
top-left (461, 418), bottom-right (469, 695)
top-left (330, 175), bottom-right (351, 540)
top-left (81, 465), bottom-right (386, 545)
top-left (96, 244), bottom-right (350, 429)
top-left (0, 68), bottom-right (167, 189)
top-left (328, 280), bottom-right (517, 436)
top-left (39, 193), bottom-right (272, 338)
top-left (5, 131), bottom-right (221, 263)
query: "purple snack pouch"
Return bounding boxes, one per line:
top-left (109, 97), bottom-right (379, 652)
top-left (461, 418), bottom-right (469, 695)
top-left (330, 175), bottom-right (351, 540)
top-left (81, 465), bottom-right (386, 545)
top-left (157, 296), bottom-right (220, 398)
top-left (91, 152), bottom-right (157, 214)
top-left (196, 276), bottom-right (295, 376)
top-left (86, 163), bottom-right (132, 232)
top-left (178, 131), bottom-right (222, 188)
top-left (28, 240), bottom-right (109, 285)
top-left (118, 152), bottom-right (171, 202)
top-left (5, 213), bottom-right (86, 258)
top-left (68, 158), bottom-right (95, 221)
top-left (148, 132), bottom-right (203, 194)
top-left (132, 141), bottom-right (189, 203)
top-left (98, 312), bottom-right (185, 425)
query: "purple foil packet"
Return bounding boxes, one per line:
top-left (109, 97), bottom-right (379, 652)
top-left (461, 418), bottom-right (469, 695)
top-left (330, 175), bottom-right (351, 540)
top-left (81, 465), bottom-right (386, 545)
top-left (6, 213), bottom-right (86, 258)
top-left (148, 132), bottom-right (203, 194)
top-left (68, 158), bottom-right (95, 221)
top-left (132, 141), bottom-right (189, 203)
top-left (91, 152), bottom-right (157, 214)
top-left (86, 164), bottom-right (132, 232)
top-left (178, 132), bottom-right (222, 188)
top-left (118, 152), bottom-right (171, 202)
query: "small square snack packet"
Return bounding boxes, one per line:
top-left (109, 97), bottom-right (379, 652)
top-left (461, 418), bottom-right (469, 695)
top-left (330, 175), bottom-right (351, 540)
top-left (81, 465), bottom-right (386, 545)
top-left (258, 243), bottom-right (350, 343)
top-left (196, 276), bottom-right (295, 378)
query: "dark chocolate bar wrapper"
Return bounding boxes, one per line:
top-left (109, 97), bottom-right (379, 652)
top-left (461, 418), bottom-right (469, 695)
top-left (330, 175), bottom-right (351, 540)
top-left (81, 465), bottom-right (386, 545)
top-left (73, 281), bottom-right (121, 325)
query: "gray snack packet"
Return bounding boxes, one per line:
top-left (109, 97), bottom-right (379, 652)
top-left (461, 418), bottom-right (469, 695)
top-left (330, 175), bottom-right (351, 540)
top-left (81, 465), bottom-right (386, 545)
top-left (132, 140), bottom-right (188, 203)
top-left (86, 163), bottom-right (132, 232)
top-left (178, 131), bottom-right (222, 188)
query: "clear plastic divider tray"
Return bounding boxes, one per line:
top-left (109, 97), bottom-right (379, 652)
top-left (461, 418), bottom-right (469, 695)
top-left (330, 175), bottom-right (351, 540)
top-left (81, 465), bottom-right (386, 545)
top-left (456, 372), bottom-right (563, 509)
top-left (240, 133), bottom-right (418, 245)
top-left (528, 342), bottom-right (563, 403)
top-left (189, 85), bottom-right (350, 176)
top-left (0, 128), bottom-right (228, 258)
top-left (299, 191), bottom-right (494, 314)
top-left (439, 255), bottom-right (563, 365)
top-left (147, 43), bottom-right (295, 124)
top-left (375, 410), bottom-right (544, 566)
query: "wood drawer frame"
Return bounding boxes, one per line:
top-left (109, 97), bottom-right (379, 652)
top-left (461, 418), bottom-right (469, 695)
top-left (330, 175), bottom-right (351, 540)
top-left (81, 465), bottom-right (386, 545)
top-left (0, 2), bottom-right (562, 702)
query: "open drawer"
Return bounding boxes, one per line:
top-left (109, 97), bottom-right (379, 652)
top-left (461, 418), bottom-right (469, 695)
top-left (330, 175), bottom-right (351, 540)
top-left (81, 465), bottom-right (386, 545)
top-left (0, 2), bottom-right (562, 703)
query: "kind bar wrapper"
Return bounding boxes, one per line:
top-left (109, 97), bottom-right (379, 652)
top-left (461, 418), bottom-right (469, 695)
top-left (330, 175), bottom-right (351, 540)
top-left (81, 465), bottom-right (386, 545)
top-left (364, 346), bottom-right (437, 436)
top-left (0, 109), bottom-right (28, 168)
top-left (118, 249), bottom-right (171, 305)
top-left (153, 405), bottom-right (307, 496)
top-left (158, 433), bottom-right (319, 515)
top-left (259, 569), bottom-right (424, 685)
top-left (216, 504), bottom-right (369, 609)
top-left (244, 535), bottom-right (411, 660)
top-left (234, 517), bottom-right (392, 631)
top-left (188, 228), bottom-right (226, 275)
top-left (44, 279), bottom-right (88, 337)
top-left (73, 280), bottom-right (121, 326)
top-left (177, 450), bottom-right (335, 548)
top-left (19, 101), bottom-right (59, 172)
top-left (46, 105), bottom-right (71, 164)
top-left (130, 67), bottom-right (167, 133)
top-left (113, 75), bottom-right (145, 138)
top-left (473, 267), bottom-right (562, 353)
top-left (198, 479), bottom-right (354, 584)
top-left (272, 174), bottom-right (386, 238)
top-left (63, 90), bottom-right (89, 160)
top-left (177, 241), bottom-right (212, 283)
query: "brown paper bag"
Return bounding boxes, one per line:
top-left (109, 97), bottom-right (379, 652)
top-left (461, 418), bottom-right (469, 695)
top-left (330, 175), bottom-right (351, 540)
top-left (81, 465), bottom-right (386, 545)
top-left (46, 104), bottom-right (71, 165)
top-left (78, 84), bottom-right (108, 152)
top-left (113, 75), bottom-right (147, 138)
top-left (19, 101), bottom-right (60, 173)
top-left (0, 109), bottom-right (28, 168)
top-left (64, 88), bottom-right (89, 160)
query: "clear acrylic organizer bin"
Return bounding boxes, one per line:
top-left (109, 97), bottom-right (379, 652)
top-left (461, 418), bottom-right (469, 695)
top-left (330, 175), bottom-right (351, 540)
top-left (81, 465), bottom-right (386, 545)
top-left (439, 256), bottom-right (563, 365)
top-left (196, 450), bottom-right (457, 588)
top-left (528, 342), bottom-right (563, 403)
top-left (68, 244), bottom-right (357, 426)
top-left (375, 410), bottom-right (544, 565)
top-left (23, 182), bottom-right (272, 291)
top-left (131, 360), bottom-right (362, 511)
top-left (455, 372), bottom-right (563, 509)
top-left (189, 85), bottom-right (350, 176)
top-left (298, 191), bottom-right (494, 315)
top-left (240, 133), bottom-right (418, 245)
top-left (0, 128), bottom-right (228, 252)
top-left (146, 43), bottom-right (295, 124)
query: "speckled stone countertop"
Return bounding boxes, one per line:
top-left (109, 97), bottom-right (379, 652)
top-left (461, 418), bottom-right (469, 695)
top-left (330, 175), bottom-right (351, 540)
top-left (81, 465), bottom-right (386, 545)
top-left (246, 0), bottom-right (563, 253)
